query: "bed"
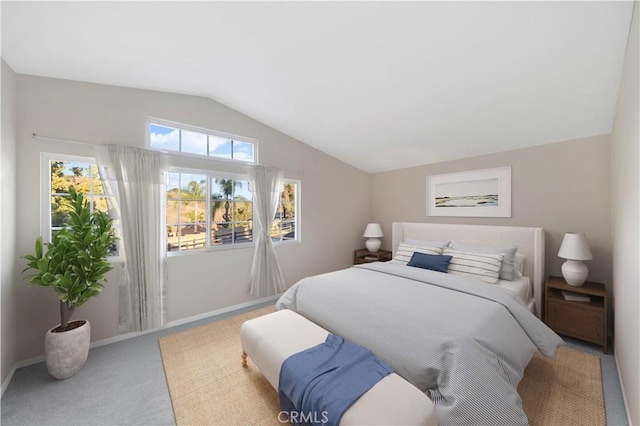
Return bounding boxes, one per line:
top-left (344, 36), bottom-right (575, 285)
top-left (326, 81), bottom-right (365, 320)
top-left (275, 222), bottom-right (563, 425)
top-left (392, 222), bottom-right (545, 318)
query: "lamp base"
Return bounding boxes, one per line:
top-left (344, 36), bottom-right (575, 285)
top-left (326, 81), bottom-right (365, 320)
top-left (365, 238), bottom-right (381, 252)
top-left (561, 260), bottom-right (588, 286)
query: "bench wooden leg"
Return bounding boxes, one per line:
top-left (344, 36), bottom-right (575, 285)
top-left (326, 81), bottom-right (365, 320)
top-left (241, 350), bottom-right (248, 368)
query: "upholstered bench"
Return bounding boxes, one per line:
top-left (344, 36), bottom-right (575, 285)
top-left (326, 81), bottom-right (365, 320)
top-left (240, 309), bottom-right (438, 425)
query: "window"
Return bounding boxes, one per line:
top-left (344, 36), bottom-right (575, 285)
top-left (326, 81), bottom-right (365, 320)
top-left (149, 120), bottom-right (256, 163)
top-left (166, 171), bottom-right (299, 253)
top-left (43, 154), bottom-right (119, 255)
top-left (272, 181), bottom-right (298, 242)
top-left (166, 171), bottom-right (254, 252)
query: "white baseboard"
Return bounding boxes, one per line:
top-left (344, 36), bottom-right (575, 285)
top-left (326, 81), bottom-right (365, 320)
top-left (89, 295), bottom-right (279, 349)
top-left (2, 295), bottom-right (279, 394)
top-left (1, 365), bottom-right (16, 398)
top-left (614, 350), bottom-right (633, 426)
top-left (166, 295), bottom-right (279, 328)
top-left (14, 354), bottom-right (44, 369)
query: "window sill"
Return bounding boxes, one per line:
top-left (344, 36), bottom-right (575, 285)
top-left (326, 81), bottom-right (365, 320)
top-left (166, 239), bottom-right (300, 257)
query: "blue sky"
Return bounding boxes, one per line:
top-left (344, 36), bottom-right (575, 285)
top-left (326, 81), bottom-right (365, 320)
top-left (150, 123), bottom-right (254, 162)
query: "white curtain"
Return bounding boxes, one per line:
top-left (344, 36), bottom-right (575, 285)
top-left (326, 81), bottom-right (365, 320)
top-left (248, 165), bottom-right (287, 297)
top-left (95, 145), bottom-right (167, 331)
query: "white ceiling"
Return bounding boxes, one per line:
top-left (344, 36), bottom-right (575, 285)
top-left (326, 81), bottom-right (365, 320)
top-left (1, 1), bottom-right (634, 173)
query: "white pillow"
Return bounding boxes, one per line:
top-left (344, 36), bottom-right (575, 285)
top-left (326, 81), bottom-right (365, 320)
top-left (394, 242), bottom-right (442, 265)
top-left (449, 242), bottom-right (517, 281)
top-left (444, 248), bottom-right (504, 284)
top-left (514, 252), bottom-right (525, 278)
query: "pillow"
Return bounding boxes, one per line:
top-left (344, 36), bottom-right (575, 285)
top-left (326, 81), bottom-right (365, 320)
top-left (449, 242), bottom-right (517, 281)
top-left (394, 242), bottom-right (442, 264)
top-left (443, 248), bottom-right (504, 284)
top-left (403, 238), bottom-right (450, 249)
top-left (514, 252), bottom-right (525, 278)
top-left (407, 252), bottom-right (452, 273)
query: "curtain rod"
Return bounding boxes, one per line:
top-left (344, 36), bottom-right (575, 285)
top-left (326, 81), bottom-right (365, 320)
top-left (32, 133), bottom-right (171, 153)
top-left (32, 133), bottom-right (304, 175)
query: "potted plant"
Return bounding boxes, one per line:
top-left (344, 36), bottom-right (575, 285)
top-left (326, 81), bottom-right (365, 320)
top-left (23, 186), bottom-right (116, 379)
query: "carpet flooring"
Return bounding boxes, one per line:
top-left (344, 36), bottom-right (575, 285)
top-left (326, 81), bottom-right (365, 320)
top-left (159, 306), bottom-right (605, 426)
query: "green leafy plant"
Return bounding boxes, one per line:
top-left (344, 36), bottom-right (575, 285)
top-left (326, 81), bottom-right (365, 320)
top-left (23, 186), bottom-right (116, 331)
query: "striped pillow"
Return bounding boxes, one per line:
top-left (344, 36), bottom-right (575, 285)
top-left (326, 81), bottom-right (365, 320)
top-left (394, 242), bottom-right (442, 265)
top-left (444, 248), bottom-right (504, 284)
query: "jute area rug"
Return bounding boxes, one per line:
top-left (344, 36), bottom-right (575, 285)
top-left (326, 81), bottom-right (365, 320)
top-left (158, 306), bottom-right (605, 426)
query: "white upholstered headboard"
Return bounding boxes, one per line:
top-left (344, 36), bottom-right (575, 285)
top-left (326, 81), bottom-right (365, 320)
top-left (392, 222), bottom-right (545, 318)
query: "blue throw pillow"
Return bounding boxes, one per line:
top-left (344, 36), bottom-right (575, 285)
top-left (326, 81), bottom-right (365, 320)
top-left (407, 252), bottom-right (453, 273)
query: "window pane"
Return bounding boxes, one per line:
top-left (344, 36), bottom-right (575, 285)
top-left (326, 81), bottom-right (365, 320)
top-left (149, 123), bottom-right (255, 164)
top-left (165, 171), bottom-right (295, 253)
top-left (212, 178), bottom-right (234, 223)
top-left (234, 223), bottom-right (253, 244)
top-left (282, 183), bottom-right (296, 219)
top-left (50, 161), bottom-right (69, 194)
top-left (179, 201), bottom-right (206, 227)
top-left (177, 225), bottom-right (206, 250)
top-left (47, 157), bottom-right (121, 256)
top-left (92, 197), bottom-right (110, 214)
top-left (234, 180), bottom-right (252, 202)
top-left (180, 175), bottom-right (207, 200)
top-left (271, 182), bottom-right (298, 243)
top-left (282, 201), bottom-right (296, 220)
top-left (51, 161), bottom-right (92, 194)
top-left (212, 224), bottom-right (234, 245)
top-left (167, 172), bottom-right (180, 190)
top-left (150, 124), bottom-right (180, 151)
top-left (166, 224), bottom-right (180, 252)
top-left (208, 135), bottom-right (232, 159)
top-left (89, 165), bottom-right (104, 195)
top-left (51, 195), bottom-right (72, 228)
top-left (233, 141), bottom-right (255, 162)
top-left (281, 221), bottom-right (296, 240)
top-left (233, 200), bottom-right (253, 223)
top-left (181, 130), bottom-right (208, 156)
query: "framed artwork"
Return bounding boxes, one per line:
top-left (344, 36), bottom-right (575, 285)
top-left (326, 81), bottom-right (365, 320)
top-left (427, 166), bottom-right (511, 217)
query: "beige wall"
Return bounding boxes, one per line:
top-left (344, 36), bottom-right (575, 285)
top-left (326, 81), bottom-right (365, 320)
top-left (1, 59), bottom-right (18, 387)
top-left (371, 134), bottom-right (612, 296)
top-left (14, 75), bottom-right (370, 361)
top-left (611, 2), bottom-right (639, 424)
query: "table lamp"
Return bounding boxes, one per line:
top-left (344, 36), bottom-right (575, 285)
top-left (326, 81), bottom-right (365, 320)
top-left (557, 232), bottom-right (593, 286)
top-left (363, 223), bottom-right (383, 252)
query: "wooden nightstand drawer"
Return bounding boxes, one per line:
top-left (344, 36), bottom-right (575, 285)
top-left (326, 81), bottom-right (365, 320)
top-left (546, 301), bottom-right (605, 343)
top-left (544, 276), bottom-right (608, 352)
top-left (547, 302), bottom-right (603, 325)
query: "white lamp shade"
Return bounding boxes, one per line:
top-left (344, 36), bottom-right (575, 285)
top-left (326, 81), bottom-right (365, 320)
top-left (558, 233), bottom-right (593, 261)
top-left (363, 223), bottom-right (383, 238)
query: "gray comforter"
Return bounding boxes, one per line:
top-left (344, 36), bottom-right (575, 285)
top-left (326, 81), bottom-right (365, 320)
top-left (275, 262), bottom-right (563, 425)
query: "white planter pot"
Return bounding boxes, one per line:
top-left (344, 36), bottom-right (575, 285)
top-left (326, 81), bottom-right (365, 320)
top-left (44, 320), bottom-right (91, 380)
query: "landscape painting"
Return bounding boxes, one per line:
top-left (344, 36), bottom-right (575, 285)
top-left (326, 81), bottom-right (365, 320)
top-left (427, 167), bottom-right (511, 217)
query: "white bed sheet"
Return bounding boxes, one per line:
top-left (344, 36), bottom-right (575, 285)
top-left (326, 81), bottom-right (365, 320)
top-left (497, 276), bottom-right (532, 306)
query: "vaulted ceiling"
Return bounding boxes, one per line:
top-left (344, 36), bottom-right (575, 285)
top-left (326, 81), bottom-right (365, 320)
top-left (2, 1), bottom-right (634, 173)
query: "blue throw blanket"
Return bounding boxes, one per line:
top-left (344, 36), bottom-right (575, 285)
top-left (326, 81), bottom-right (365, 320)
top-left (279, 334), bottom-right (393, 426)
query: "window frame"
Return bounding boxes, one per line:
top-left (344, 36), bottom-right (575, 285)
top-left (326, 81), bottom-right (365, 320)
top-left (165, 169), bottom-right (301, 257)
top-left (146, 117), bottom-right (259, 165)
top-left (40, 152), bottom-right (121, 260)
top-left (272, 179), bottom-right (301, 246)
top-left (166, 167), bottom-right (255, 256)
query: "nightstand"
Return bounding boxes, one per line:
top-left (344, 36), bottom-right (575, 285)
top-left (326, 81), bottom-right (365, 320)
top-left (544, 276), bottom-right (607, 353)
top-left (353, 249), bottom-right (392, 265)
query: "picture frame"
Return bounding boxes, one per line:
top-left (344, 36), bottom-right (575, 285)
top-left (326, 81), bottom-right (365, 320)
top-left (426, 166), bottom-right (511, 217)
